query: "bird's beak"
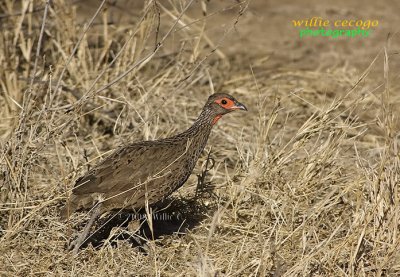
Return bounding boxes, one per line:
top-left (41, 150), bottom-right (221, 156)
top-left (231, 101), bottom-right (248, 111)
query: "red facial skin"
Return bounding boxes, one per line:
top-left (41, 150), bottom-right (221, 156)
top-left (215, 98), bottom-right (236, 110)
top-left (212, 98), bottom-right (237, 125)
top-left (212, 115), bottom-right (223, 125)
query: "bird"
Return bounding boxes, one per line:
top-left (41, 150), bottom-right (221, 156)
top-left (61, 93), bottom-right (247, 253)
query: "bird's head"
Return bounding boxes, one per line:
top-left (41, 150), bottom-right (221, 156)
top-left (205, 93), bottom-right (247, 125)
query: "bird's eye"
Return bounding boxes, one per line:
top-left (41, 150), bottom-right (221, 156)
top-left (221, 99), bottom-right (228, 105)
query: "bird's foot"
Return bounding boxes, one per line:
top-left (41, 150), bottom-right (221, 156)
top-left (67, 233), bottom-right (87, 254)
top-left (67, 203), bottom-right (102, 254)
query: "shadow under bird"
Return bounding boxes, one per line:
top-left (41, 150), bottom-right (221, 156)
top-left (61, 93), bottom-right (247, 253)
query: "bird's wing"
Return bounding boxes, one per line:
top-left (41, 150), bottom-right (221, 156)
top-left (72, 140), bottom-right (188, 195)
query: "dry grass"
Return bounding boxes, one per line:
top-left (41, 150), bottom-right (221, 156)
top-left (1, 0), bottom-right (400, 276)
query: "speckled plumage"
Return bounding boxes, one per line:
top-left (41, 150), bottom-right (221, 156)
top-left (61, 93), bottom-right (247, 219)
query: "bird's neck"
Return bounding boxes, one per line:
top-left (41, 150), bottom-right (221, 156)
top-left (174, 107), bottom-right (216, 153)
top-left (183, 108), bottom-right (216, 136)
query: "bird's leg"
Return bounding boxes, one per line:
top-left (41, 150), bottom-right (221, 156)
top-left (69, 202), bottom-right (102, 254)
top-left (195, 148), bottom-right (215, 199)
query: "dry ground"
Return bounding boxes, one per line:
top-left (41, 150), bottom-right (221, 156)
top-left (1, 0), bottom-right (400, 276)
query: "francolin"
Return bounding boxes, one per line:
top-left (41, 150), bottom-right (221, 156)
top-left (61, 93), bottom-right (247, 253)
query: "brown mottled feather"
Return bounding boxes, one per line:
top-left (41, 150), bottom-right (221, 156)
top-left (60, 93), bottom-right (246, 219)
